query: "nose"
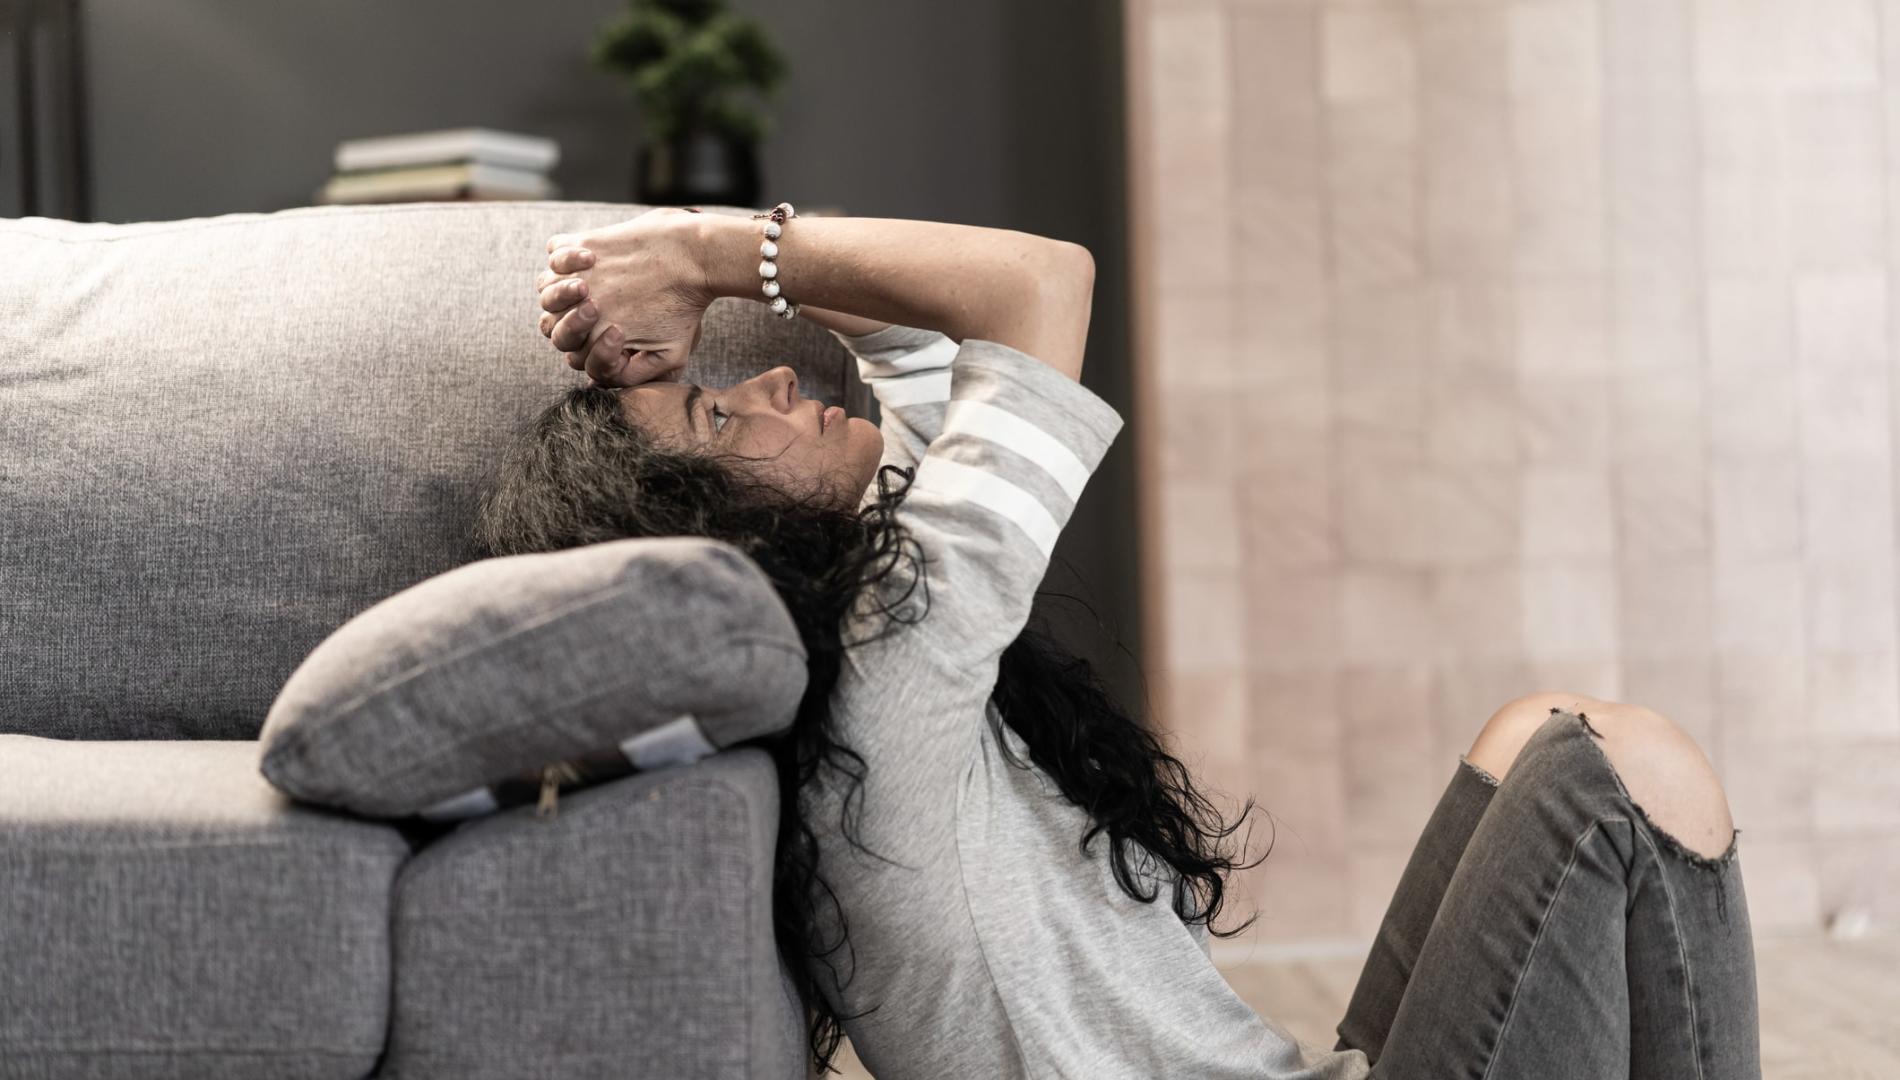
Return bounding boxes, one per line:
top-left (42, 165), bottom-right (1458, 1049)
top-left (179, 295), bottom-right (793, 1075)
top-left (740, 365), bottom-right (797, 413)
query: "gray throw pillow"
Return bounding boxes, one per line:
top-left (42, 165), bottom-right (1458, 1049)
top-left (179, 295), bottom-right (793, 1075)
top-left (260, 537), bottom-right (807, 820)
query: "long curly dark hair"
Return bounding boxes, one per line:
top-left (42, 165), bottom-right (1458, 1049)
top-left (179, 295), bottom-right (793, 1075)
top-left (475, 383), bottom-right (1266, 1074)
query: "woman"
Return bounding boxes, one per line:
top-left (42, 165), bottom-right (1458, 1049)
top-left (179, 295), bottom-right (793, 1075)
top-left (488, 208), bottom-right (1760, 1079)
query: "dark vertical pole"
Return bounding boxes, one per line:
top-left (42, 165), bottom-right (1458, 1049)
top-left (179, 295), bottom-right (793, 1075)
top-left (58, 0), bottom-right (87, 219)
top-left (13, 0), bottom-right (38, 216)
top-left (0, 0), bottom-right (10, 214)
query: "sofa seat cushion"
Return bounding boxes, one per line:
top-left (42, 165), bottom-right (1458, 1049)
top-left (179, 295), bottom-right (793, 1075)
top-left (0, 735), bottom-right (410, 1080)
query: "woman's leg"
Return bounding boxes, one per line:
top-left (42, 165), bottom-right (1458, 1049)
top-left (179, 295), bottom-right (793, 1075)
top-left (1348, 702), bottom-right (1760, 1079)
top-left (1334, 691), bottom-right (1616, 1058)
top-left (1331, 754), bottom-right (1500, 1058)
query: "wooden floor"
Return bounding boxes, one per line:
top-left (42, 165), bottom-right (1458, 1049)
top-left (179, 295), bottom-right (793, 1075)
top-left (830, 933), bottom-right (1900, 1078)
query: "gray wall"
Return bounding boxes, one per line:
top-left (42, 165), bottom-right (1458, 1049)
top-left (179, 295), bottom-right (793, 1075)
top-left (80, 0), bottom-right (1148, 716)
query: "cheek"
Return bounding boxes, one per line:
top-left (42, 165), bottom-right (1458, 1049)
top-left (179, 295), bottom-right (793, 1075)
top-left (735, 417), bottom-right (799, 458)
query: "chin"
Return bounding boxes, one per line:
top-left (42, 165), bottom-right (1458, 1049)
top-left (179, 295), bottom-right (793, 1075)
top-left (846, 416), bottom-right (884, 486)
top-left (844, 415), bottom-right (879, 448)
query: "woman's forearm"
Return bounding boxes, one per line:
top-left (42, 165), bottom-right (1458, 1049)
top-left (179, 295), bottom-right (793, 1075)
top-left (794, 305), bottom-right (891, 339)
top-left (691, 214), bottom-right (1095, 380)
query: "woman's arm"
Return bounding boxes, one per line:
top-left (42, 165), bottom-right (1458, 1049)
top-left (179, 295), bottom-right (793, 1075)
top-left (794, 305), bottom-right (891, 340)
top-left (692, 214), bottom-right (1096, 382)
top-left (539, 210), bottom-right (1094, 387)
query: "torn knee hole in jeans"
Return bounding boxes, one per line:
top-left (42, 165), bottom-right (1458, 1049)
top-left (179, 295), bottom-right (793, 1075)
top-left (1569, 707), bottom-right (1606, 740)
top-left (1458, 755), bottom-right (1503, 788)
top-left (1642, 814), bottom-right (1745, 927)
top-left (1559, 705), bottom-right (1743, 886)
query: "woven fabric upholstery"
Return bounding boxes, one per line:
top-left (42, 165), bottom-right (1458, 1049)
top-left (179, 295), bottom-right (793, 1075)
top-left (0, 203), bottom-right (854, 740)
top-left (0, 735), bottom-right (410, 1080)
top-left (259, 536), bottom-right (806, 818)
top-left (382, 748), bottom-right (804, 1080)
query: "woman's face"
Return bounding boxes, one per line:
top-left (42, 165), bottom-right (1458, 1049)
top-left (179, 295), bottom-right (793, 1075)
top-left (617, 365), bottom-right (883, 506)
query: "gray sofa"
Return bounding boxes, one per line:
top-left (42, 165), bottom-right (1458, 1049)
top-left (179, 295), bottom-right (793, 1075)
top-left (0, 203), bottom-right (856, 1079)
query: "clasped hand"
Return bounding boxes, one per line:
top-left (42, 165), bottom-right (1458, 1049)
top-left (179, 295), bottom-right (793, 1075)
top-left (533, 207), bottom-right (712, 388)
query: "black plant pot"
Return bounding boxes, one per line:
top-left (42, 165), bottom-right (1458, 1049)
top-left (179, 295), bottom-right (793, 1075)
top-left (635, 130), bottom-right (761, 208)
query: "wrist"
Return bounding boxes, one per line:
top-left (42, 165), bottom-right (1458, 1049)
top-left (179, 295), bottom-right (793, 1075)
top-left (690, 213), bottom-right (768, 302)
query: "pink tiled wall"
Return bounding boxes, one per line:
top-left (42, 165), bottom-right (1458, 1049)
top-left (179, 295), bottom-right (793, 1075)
top-left (1125, 0), bottom-right (1900, 947)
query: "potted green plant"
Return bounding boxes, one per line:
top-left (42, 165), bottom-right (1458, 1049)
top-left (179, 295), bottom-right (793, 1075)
top-left (592, 0), bottom-right (787, 207)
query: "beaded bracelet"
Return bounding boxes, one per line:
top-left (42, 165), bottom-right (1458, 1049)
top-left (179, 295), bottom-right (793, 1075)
top-left (752, 202), bottom-right (798, 320)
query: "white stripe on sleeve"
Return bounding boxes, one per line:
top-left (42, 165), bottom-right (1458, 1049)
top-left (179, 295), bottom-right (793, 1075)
top-left (941, 399), bottom-right (1093, 501)
top-left (911, 456), bottom-right (1062, 557)
top-left (870, 369), bottom-right (953, 408)
top-left (857, 334), bottom-right (960, 376)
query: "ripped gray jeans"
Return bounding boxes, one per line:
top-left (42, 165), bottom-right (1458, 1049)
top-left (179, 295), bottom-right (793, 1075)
top-left (1335, 708), bottom-right (1760, 1079)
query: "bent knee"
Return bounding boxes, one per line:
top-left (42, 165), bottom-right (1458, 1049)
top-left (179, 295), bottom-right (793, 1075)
top-left (1585, 703), bottom-right (1737, 862)
top-left (1465, 691), bottom-right (1609, 783)
top-left (1467, 692), bottom-right (1737, 862)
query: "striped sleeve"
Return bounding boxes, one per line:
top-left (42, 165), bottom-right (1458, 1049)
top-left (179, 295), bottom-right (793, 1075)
top-left (832, 324), bottom-right (958, 477)
top-left (898, 338), bottom-right (1123, 669)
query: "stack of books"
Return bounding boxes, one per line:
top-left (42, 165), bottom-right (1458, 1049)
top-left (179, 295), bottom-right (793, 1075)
top-left (318, 128), bottom-right (561, 205)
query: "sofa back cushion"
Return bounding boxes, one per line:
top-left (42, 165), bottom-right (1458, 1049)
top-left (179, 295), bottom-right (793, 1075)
top-left (0, 202), bottom-right (853, 740)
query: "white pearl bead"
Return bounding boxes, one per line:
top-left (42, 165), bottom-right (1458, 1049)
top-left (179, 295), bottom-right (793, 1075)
top-left (778, 305), bottom-right (797, 320)
top-left (778, 203), bottom-right (796, 219)
top-left (760, 239), bottom-right (779, 259)
top-left (762, 280), bottom-right (780, 299)
top-left (769, 296), bottom-right (788, 315)
top-left (759, 259), bottom-right (777, 279)
top-left (763, 221), bottom-right (782, 240)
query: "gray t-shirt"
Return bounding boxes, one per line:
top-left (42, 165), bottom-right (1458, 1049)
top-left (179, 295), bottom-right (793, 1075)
top-left (803, 327), bottom-right (1370, 1080)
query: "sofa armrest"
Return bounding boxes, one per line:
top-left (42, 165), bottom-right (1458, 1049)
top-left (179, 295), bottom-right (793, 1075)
top-left (382, 747), bottom-right (806, 1080)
